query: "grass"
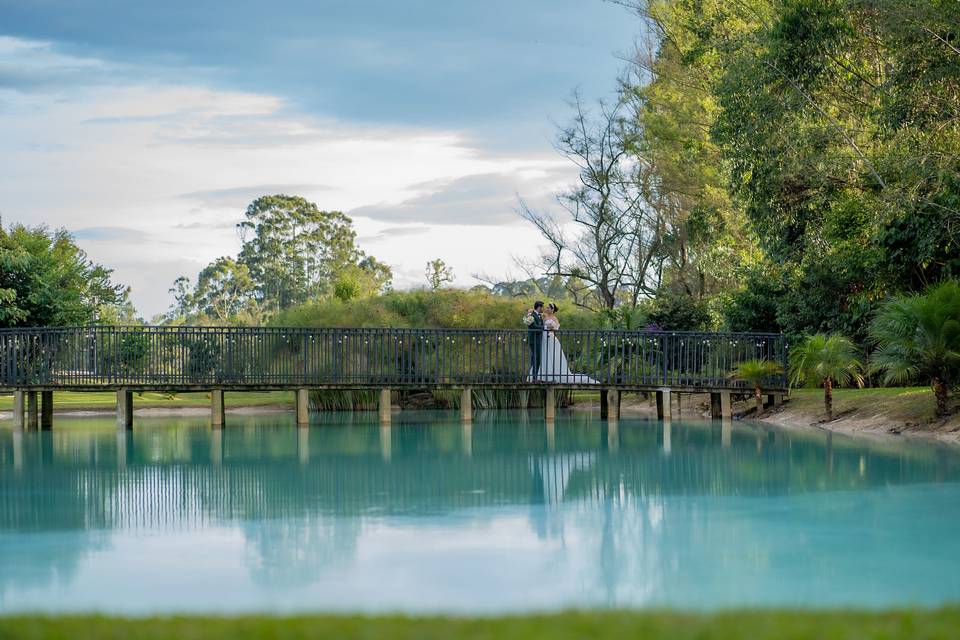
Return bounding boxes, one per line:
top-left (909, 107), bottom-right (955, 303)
top-left (0, 391), bottom-right (293, 411)
top-left (785, 386), bottom-right (942, 424)
top-left (1, 610), bottom-right (959, 639)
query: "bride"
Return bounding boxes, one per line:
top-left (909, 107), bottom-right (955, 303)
top-left (537, 303), bottom-right (598, 384)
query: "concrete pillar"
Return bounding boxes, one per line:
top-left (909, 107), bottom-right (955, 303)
top-left (296, 388), bottom-right (310, 425)
top-left (210, 389), bottom-right (225, 428)
top-left (26, 391), bottom-right (39, 429)
top-left (40, 391), bottom-right (53, 430)
top-left (379, 388), bottom-right (392, 426)
top-left (656, 389), bottom-right (672, 421)
top-left (461, 387), bottom-right (473, 423)
top-left (772, 393), bottom-right (783, 408)
top-left (710, 392), bottom-right (722, 420)
top-left (11, 390), bottom-right (25, 430)
top-left (607, 390), bottom-right (620, 421)
top-left (116, 389), bottom-right (133, 429)
top-left (720, 390), bottom-right (732, 420)
top-left (544, 386), bottom-right (555, 422)
top-left (298, 424), bottom-right (309, 465)
top-left (662, 420), bottom-right (672, 455)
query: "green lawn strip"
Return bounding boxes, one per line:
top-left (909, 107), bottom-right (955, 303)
top-left (786, 387), bottom-right (935, 423)
top-left (0, 391), bottom-right (293, 411)
top-left (1, 609), bottom-right (959, 640)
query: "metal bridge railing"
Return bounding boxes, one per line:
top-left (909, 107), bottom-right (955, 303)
top-left (0, 326), bottom-right (788, 390)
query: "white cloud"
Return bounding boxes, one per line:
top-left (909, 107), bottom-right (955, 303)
top-left (0, 37), bottom-right (574, 318)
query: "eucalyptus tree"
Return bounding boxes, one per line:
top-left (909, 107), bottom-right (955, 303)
top-left (237, 195), bottom-right (362, 314)
top-left (870, 281), bottom-right (960, 417)
top-left (789, 334), bottom-right (865, 422)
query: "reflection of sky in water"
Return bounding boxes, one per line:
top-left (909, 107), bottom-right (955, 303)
top-left (1, 412), bottom-right (959, 613)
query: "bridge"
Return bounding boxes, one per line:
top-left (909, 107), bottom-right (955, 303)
top-left (1, 326), bottom-right (788, 428)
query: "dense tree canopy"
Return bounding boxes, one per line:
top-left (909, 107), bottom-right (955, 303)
top-left (0, 223), bottom-right (128, 327)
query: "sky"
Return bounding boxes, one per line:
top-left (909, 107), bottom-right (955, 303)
top-left (0, 0), bottom-right (639, 318)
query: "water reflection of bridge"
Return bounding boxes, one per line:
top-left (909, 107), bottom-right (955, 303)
top-left (2, 421), bottom-right (957, 532)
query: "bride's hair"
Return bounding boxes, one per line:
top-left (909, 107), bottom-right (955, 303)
top-left (548, 303), bottom-right (559, 313)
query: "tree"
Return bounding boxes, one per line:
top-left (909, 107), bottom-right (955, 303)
top-left (191, 257), bottom-right (257, 322)
top-left (333, 257), bottom-right (393, 302)
top-left (870, 281), bottom-right (960, 417)
top-left (237, 195), bottom-right (361, 313)
top-left (789, 333), bottom-right (865, 421)
top-left (425, 259), bottom-right (454, 291)
top-left (0, 223), bottom-right (127, 327)
top-left (521, 94), bottom-right (665, 310)
top-left (731, 359), bottom-right (784, 417)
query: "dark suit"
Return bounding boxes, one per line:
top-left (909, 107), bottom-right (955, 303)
top-left (528, 310), bottom-right (544, 380)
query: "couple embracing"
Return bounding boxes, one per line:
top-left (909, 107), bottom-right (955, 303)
top-left (524, 301), bottom-right (597, 384)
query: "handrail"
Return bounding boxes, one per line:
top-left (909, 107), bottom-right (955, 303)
top-left (0, 326), bottom-right (789, 390)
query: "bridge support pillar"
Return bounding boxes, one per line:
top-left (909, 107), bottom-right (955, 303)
top-left (26, 391), bottom-right (39, 430)
top-left (11, 390), bottom-right (25, 430)
top-left (379, 388), bottom-right (391, 426)
top-left (116, 389), bottom-right (133, 429)
top-left (40, 391), bottom-right (53, 430)
top-left (599, 390), bottom-right (608, 420)
top-left (460, 387), bottom-right (472, 423)
top-left (210, 390), bottom-right (225, 428)
top-left (296, 389), bottom-right (310, 425)
top-left (656, 389), bottom-right (672, 421)
top-left (544, 386), bottom-right (555, 422)
top-left (720, 390), bottom-right (732, 420)
top-left (766, 393), bottom-right (783, 409)
top-left (606, 389), bottom-right (620, 421)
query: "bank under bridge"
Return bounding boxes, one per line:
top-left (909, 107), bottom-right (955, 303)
top-left (1, 326), bottom-right (788, 428)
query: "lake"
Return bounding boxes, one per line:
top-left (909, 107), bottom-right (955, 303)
top-left (1, 411), bottom-right (959, 614)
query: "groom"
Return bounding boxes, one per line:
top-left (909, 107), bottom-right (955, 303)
top-left (528, 300), bottom-right (545, 381)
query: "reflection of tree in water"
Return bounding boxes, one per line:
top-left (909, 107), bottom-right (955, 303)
top-left (2, 416), bottom-right (960, 604)
top-left (242, 516), bottom-right (361, 589)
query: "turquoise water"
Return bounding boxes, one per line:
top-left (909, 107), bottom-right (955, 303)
top-left (1, 411), bottom-right (960, 614)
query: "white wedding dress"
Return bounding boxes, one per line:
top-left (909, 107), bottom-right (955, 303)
top-left (533, 317), bottom-right (599, 384)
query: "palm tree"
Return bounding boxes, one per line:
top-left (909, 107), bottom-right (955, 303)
top-left (870, 280), bottom-right (960, 417)
top-left (789, 333), bottom-right (865, 422)
top-left (731, 359), bottom-right (784, 416)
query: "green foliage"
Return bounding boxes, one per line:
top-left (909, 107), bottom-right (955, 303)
top-left (731, 359), bottom-right (784, 387)
top-left (0, 223), bottom-right (128, 327)
top-left (273, 288), bottom-right (597, 330)
top-left (646, 291), bottom-right (713, 331)
top-left (167, 195), bottom-right (392, 323)
top-left (789, 333), bottom-right (865, 389)
top-left (870, 280), bottom-right (960, 415)
top-left (424, 259), bottom-right (454, 291)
